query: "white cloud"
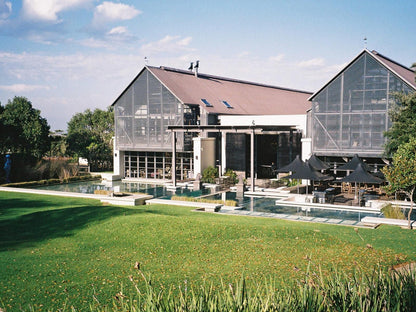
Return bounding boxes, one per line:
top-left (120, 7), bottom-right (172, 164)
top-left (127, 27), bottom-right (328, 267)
top-left (297, 58), bottom-right (325, 68)
top-left (269, 54), bottom-right (285, 63)
top-left (107, 26), bottom-right (127, 35)
top-left (0, 0), bottom-right (11, 19)
top-left (141, 35), bottom-right (195, 56)
top-left (93, 1), bottom-right (141, 25)
top-left (178, 36), bottom-right (192, 46)
top-left (21, 0), bottom-right (93, 22)
top-left (0, 84), bottom-right (50, 92)
top-left (237, 51), bottom-right (251, 58)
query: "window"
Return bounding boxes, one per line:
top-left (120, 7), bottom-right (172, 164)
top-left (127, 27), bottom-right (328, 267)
top-left (201, 98), bottom-right (213, 107)
top-left (222, 100), bottom-right (233, 108)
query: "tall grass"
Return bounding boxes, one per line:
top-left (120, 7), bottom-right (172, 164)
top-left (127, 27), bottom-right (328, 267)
top-left (382, 203), bottom-right (406, 219)
top-left (91, 267), bottom-right (416, 312)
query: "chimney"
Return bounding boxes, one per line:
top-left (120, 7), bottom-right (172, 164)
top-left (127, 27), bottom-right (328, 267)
top-left (194, 60), bottom-right (199, 77)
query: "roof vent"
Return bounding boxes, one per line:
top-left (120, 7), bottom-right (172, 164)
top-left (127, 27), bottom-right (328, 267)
top-left (194, 60), bottom-right (199, 77)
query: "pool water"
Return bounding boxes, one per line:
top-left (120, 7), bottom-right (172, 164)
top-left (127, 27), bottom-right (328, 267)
top-left (31, 180), bottom-right (189, 198)
top-left (32, 180), bottom-right (410, 223)
top-left (203, 192), bottom-right (382, 222)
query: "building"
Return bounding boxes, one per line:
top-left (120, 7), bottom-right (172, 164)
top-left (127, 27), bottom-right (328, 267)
top-left (112, 65), bottom-right (312, 183)
top-left (308, 49), bottom-right (416, 165)
top-left (112, 49), bottom-right (415, 184)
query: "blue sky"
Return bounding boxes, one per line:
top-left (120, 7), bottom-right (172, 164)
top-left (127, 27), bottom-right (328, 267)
top-left (0, 0), bottom-right (415, 130)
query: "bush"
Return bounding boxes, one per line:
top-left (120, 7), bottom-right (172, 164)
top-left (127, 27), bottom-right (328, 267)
top-left (2, 174), bottom-right (100, 188)
top-left (224, 168), bottom-right (238, 184)
top-left (171, 195), bottom-right (237, 207)
top-left (201, 166), bottom-right (218, 183)
top-left (382, 203), bottom-right (406, 219)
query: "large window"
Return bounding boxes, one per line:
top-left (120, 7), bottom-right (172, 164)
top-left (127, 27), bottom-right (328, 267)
top-left (124, 151), bottom-right (193, 180)
top-left (312, 52), bottom-right (412, 156)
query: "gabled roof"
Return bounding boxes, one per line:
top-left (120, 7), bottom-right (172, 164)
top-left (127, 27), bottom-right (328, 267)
top-left (309, 49), bottom-right (416, 101)
top-left (112, 65), bottom-right (312, 116)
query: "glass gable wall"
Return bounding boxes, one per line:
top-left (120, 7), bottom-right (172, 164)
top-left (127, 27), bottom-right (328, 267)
top-left (114, 69), bottom-right (199, 180)
top-left (311, 52), bottom-right (412, 157)
top-left (114, 69), bottom-right (198, 152)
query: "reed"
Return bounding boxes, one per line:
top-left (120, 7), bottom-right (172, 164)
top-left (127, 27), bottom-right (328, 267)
top-left (91, 267), bottom-right (416, 312)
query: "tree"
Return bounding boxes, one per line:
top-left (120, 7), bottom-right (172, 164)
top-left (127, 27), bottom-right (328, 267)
top-left (382, 137), bottom-right (416, 229)
top-left (66, 107), bottom-right (114, 171)
top-left (384, 92), bottom-right (416, 156)
top-left (0, 96), bottom-right (50, 159)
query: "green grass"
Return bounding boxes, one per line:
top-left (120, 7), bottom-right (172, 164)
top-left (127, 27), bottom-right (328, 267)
top-left (1, 191), bottom-right (416, 311)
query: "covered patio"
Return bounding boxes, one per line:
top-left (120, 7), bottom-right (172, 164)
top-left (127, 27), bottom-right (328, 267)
top-left (168, 124), bottom-right (300, 192)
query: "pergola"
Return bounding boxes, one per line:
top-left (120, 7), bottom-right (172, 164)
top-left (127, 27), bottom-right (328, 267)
top-left (168, 124), bottom-right (299, 191)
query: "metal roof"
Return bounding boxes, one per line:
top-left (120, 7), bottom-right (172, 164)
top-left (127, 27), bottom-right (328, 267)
top-left (112, 65), bottom-right (312, 116)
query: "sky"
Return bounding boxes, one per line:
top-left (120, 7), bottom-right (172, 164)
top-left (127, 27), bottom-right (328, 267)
top-left (0, 0), bottom-right (415, 131)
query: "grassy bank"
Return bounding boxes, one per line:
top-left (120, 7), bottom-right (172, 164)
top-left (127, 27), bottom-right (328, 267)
top-left (1, 191), bottom-right (416, 310)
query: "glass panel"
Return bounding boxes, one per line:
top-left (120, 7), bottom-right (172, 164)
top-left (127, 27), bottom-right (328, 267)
top-left (311, 52), bottom-right (412, 156)
top-left (113, 69), bottom-right (196, 151)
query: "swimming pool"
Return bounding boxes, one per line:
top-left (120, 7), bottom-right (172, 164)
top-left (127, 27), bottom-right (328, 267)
top-left (201, 191), bottom-right (382, 222)
top-left (30, 180), bottom-right (187, 198)
top-left (30, 180), bottom-right (400, 223)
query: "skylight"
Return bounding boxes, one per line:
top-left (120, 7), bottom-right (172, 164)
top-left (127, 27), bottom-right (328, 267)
top-left (222, 100), bottom-right (233, 108)
top-left (201, 99), bottom-right (213, 107)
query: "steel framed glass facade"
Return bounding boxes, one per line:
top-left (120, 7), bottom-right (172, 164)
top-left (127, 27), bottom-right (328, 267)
top-left (114, 69), bottom-right (198, 180)
top-left (114, 69), bottom-right (199, 152)
top-left (311, 52), bottom-right (412, 157)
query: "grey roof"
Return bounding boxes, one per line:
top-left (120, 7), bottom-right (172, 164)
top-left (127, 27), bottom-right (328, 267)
top-left (340, 163), bottom-right (384, 184)
top-left (112, 66), bottom-right (312, 116)
top-left (309, 49), bottom-right (416, 101)
top-left (284, 161), bottom-right (333, 181)
top-left (308, 154), bottom-right (330, 170)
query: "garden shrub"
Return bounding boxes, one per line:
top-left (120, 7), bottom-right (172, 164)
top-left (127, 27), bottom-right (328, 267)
top-left (171, 195), bottom-right (237, 206)
top-left (224, 168), bottom-right (238, 184)
top-left (202, 166), bottom-right (218, 183)
top-left (382, 203), bottom-right (406, 219)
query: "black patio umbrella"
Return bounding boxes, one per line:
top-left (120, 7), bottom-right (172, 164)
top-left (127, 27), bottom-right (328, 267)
top-left (285, 161), bottom-right (334, 194)
top-left (340, 163), bottom-right (384, 201)
top-left (308, 154), bottom-right (330, 171)
top-left (276, 155), bottom-right (304, 173)
top-left (337, 154), bottom-right (372, 172)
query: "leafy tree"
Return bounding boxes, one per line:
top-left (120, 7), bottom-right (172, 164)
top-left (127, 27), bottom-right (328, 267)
top-left (49, 130), bottom-right (67, 157)
top-left (66, 107), bottom-right (114, 171)
top-left (382, 137), bottom-right (416, 229)
top-left (0, 96), bottom-right (50, 159)
top-left (384, 92), bottom-right (416, 156)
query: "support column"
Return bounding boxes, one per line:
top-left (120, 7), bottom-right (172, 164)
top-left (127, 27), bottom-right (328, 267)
top-left (172, 131), bottom-right (176, 186)
top-left (221, 132), bottom-right (227, 175)
top-left (250, 130), bottom-right (255, 192)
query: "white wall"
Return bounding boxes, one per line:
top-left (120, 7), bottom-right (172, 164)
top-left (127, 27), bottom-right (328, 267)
top-left (218, 114), bottom-right (307, 134)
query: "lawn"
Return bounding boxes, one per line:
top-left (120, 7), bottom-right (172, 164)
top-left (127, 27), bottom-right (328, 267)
top-left (1, 191), bottom-right (416, 311)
